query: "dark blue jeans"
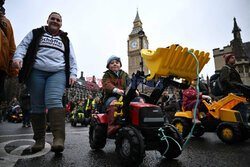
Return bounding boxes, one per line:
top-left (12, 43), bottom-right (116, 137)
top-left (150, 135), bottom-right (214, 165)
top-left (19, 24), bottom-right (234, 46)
top-left (231, 92), bottom-right (248, 124)
top-left (233, 102), bottom-right (248, 124)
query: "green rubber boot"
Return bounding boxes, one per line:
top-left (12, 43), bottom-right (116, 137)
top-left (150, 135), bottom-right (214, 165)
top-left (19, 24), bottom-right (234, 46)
top-left (49, 107), bottom-right (65, 153)
top-left (31, 113), bottom-right (46, 152)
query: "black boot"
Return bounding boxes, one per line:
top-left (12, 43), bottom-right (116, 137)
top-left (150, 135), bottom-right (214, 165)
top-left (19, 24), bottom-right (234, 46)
top-left (31, 113), bottom-right (46, 152)
top-left (49, 107), bottom-right (65, 153)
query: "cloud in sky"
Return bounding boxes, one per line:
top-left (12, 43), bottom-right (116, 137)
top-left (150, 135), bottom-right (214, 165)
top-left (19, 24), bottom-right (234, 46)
top-left (5, 0), bottom-right (250, 79)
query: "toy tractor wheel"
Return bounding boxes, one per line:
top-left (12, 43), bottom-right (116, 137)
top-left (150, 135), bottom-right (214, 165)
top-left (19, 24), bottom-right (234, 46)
top-left (239, 124), bottom-right (250, 141)
top-left (158, 124), bottom-right (183, 159)
top-left (216, 122), bottom-right (241, 144)
top-left (81, 122), bottom-right (87, 127)
top-left (71, 121), bottom-right (76, 127)
top-left (193, 123), bottom-right (205, 137)
top-left (89, 119), bottom-right (107, 149)
top-left (115, 126), bottom-right (145, 166)
top-left (172, 118), bottom-right (191, 138)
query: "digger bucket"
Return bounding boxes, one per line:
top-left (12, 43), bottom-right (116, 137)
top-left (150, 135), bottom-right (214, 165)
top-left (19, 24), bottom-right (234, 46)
top-left (141, 44), bottom-right (210, 81)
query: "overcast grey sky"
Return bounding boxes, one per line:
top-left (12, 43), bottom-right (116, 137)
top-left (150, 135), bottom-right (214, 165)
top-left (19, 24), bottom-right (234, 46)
top-left (5, 0), bottom-right (250, 79)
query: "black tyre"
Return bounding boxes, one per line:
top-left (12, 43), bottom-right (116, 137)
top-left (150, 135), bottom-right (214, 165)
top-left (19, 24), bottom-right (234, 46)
top-left (172, 117), bottom-right (192, 138)
top-left (115, 126), bottom-right (145, 166)
top-left (239, 124), bottom-right (250, 141)
top-left (71, 121), bottom-right (76, 127)
top-left (158, 124), bottom-right (183, 159)
top-left (193, 123), bottom-right (205, 137)
top-left (81, 122), bottom-right (87, 127)
top-left (216, 122), bottom-right (241, 144)
top-left (89, 119), bottom-right (107, 149)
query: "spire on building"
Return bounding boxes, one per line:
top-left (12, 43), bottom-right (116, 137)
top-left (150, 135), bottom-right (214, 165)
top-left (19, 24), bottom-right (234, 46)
top-left (230, 17), bottom-right (246, 60)
top-left (130, 10), bottom-right (143, 36)
top-left (232, 17), bottom-right (241, 33)
top-left (133, 9), bottom-right (141, 23)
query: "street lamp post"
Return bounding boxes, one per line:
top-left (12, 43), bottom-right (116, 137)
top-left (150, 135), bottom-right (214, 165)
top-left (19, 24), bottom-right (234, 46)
top-left (138, 30), bottom-right (145, 93)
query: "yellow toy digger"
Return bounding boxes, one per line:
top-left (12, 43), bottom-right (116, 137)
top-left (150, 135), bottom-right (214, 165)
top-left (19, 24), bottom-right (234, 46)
top-left (172, 93), bottom-right (250, 144)
top-left (140, 44), bottom-right (249, 144)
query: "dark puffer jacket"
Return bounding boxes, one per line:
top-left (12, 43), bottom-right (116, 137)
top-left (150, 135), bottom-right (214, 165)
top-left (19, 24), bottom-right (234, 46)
top-left (219, 64), bottom-right (243, 95)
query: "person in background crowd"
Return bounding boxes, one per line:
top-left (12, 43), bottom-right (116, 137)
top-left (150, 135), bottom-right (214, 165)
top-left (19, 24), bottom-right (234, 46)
top-left (72, 101), bottom-right (84, 118)
top-left (0, 0), bottom-right (18, 112)
top-left (69, 99), bottom-right (76, 112)
top-left (20, 85), bottom-right (31, 127)
top-left (12, 12), bottom-right (78, 153)
top-left (85, 94), bottom-right (94, 118)
top-left (94, 97), bottom-right (102, 113)
top-left (0, 101), bottom-right (7, 122)
top-left (62, 90), bottom-right (67, 108)
top-left (219, 53), bottom-right (248, 124)
top-left (9, 97), bottom-right (19, 108)
top-left (161, 91), bottom-right (169, 107)
top-left (164, 97), bottom-right (177, 123)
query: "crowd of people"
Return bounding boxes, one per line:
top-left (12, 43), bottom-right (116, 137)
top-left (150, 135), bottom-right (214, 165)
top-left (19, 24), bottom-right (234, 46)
top-left (66, 94), bottom-right (102, 120)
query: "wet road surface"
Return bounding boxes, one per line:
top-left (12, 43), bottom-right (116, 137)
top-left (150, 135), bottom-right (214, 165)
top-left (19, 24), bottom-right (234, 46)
top-left (0, 121), bottom-right (250, 167)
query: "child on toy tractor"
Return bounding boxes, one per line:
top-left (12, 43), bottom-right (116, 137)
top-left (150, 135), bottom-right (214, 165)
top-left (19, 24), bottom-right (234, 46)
top-left (182, 78), bottom-right (212, 122)
top-left (89, 55), bottom-right (183, 166)
top-left (173, 76), bottom-right (250, 144)
top-left (102, 55), bottom-right (144, 134)
top-left (71, 102), bottom-right (88, 126)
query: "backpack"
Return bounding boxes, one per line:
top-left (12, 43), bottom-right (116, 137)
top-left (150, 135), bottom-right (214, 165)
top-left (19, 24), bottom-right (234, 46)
top-left (210, 66), bottom-right (230, 96)
top-left (210, 73), bottom-right (223, 96)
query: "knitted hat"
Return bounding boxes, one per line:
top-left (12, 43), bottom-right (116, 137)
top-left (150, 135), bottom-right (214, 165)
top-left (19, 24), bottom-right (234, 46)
top-left (106, 55), bottom-right (122, 68)
top-left (224, 54), bottom-right (234, 63)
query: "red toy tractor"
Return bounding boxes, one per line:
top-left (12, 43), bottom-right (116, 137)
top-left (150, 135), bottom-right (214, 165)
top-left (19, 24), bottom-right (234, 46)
top-left (89, 71), bottom-right (183, 166)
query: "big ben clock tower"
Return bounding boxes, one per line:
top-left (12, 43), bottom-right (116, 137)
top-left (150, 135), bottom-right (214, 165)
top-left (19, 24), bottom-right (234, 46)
top-left (128, 10), bottom-right (149, 77)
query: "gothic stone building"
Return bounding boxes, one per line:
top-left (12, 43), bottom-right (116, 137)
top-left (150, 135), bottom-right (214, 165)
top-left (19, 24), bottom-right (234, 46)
top-left (213, 18), bottom-right (250, 85)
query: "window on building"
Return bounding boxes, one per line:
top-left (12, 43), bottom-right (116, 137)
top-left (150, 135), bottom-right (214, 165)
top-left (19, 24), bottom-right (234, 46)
top-left (245, 66), bottom-right (249, 73)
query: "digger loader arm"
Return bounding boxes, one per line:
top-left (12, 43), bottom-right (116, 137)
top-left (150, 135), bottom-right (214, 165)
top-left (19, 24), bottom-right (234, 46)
top-left (141, 44), bottom-right (210, 82)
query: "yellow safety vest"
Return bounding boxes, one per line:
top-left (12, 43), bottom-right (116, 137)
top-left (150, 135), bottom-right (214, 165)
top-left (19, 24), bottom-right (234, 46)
top-left (85, 99), bottom-right (95, 111)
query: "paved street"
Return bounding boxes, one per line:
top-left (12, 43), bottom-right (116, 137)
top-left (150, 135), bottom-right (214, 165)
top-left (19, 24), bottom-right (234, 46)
top-left (0, 121), bottom-right (250, 167)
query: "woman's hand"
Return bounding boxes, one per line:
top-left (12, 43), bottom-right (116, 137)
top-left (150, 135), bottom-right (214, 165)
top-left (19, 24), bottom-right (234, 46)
top-left (69, 78), bottom-right (76, 88)
top-left (12, 60), bottom-right (23, 70)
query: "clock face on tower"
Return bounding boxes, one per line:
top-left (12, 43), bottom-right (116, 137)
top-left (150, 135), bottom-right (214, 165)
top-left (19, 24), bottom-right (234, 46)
top-left (130, 40), bottom-right (138, 49)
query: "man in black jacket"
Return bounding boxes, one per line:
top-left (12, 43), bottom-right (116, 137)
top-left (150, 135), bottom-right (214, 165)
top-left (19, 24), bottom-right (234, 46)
top-left (219, 54), bottom-right (248, 124)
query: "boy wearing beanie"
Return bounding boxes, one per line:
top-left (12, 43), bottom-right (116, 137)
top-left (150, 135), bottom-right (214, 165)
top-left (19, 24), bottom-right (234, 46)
top-left (102, 55), bottom-right (142, 107)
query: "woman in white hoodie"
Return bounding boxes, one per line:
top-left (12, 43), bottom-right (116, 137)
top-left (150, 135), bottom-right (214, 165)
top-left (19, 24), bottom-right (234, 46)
top-left (13, 12), bottom-right (77, 153)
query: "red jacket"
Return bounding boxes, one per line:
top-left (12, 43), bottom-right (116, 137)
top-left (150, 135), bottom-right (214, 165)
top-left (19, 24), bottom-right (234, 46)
top-left (182, 86), bottom-right (202, 109)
